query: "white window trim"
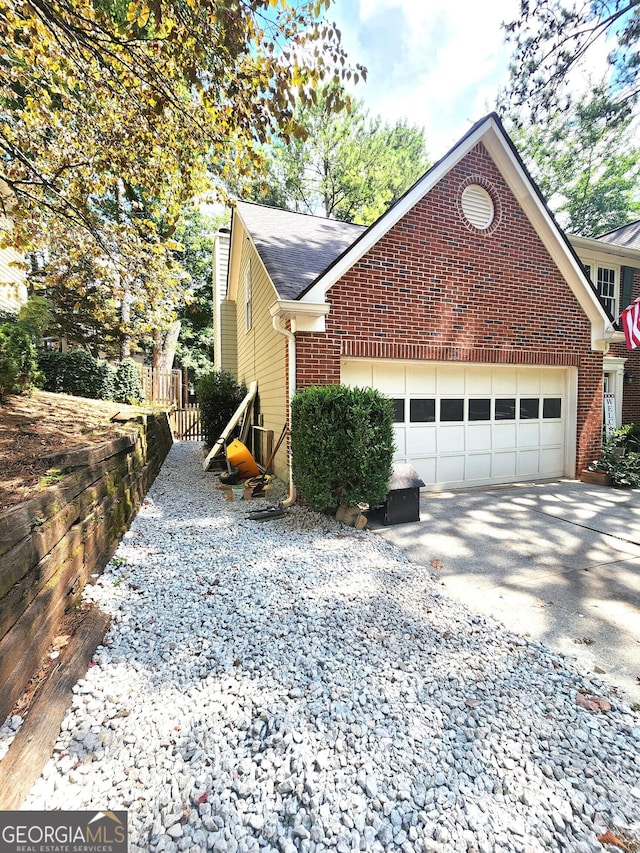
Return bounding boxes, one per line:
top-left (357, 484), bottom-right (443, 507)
top-left (580, 254), bottom-right (620, 319)
top-left (244, 259), bottom-right (252, 332)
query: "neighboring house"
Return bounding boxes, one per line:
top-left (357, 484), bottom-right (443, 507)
top-left (214, 113), bottom-right (640, 492)
top-left (0, 217), bottom-right (27, 315)
top-left (573, 220), bottom-right (640, 427)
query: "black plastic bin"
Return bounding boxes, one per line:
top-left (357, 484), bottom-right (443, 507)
top-left (379, 463), bottom-right (425, 525)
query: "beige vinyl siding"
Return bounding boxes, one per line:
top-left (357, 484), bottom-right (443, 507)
top-left (0, 223), bottom-right (27, 313)
top-left (219, 300), bottom-right (237, 375)
top-left (213, 230), bottom-right (230, 368)
top-left (236, 241), bottom-right (289, 480)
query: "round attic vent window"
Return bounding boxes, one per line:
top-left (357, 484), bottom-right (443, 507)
top-left (461, 184), bottom-right (494, 230)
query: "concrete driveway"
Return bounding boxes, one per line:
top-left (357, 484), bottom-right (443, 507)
top-left (375, 479), bottom-right (640, 706)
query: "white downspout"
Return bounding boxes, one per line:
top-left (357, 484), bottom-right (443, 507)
top-left (272, 314), bottom-right (297, 507)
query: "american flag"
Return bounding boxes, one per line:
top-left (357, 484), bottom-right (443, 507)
top-left (621, 296), bottom-right (640, 350)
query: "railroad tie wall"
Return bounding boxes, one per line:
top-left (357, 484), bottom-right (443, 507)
top-left (0, 412), bottom-right (173, 724)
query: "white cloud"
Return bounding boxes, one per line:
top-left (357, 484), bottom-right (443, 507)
top-left (331, 0), bottom-right (518, 155)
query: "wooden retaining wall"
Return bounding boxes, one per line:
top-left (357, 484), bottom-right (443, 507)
top-left (0, 412), bottom-right (172, 724)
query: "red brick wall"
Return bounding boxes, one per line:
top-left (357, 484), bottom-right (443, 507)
top-left (295, 142), bottom-right (605, 476)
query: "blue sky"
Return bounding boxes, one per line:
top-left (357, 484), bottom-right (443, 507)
top-left (327, 0), bottom-right (522, 158)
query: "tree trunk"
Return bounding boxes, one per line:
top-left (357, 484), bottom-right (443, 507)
top-left (116, 178), bottom-right (131, 360)
top-left (151, 320), bottom-right (181, 373)
top-left (159, 320), bottom-right (181, 373)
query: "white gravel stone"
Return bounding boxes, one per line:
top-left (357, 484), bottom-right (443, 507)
top-left (12, 442), bottom-right (640, 852)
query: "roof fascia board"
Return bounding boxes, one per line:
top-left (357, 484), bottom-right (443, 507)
top-left (226, 207), bottom-right (244, 303)
top-left (270, 299), bottom-right (330, 333)
top-left (228, 206), bottom-right (281, 304)
top-left (569, 234), bottom-right (640, 265)
top-left (299, 119), bottom-right (493, 305)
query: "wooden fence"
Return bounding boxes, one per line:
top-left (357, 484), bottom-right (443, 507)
top-left (170, 404), bottom-right (205, 441)
top-left (138, 366), bottom-right (183, 406)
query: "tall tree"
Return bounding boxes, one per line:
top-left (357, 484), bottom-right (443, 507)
top-left (1, 0), bottom-right (364, 347)
top-left (510, 88), bottom-right (640, 235)
top-left (252, 86), bottom-right (429, 224)
top-left (173, 208), bottom-right (226, 381)
top-left (503, 0), bottom-right (640, 120)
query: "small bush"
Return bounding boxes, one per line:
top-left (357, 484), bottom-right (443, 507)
top-left (37, 349), bottom-right (115, 400)
top-left (37, 350), bottom-right (67, 392)
top-left (113, 359), bottom-right (144, 404)
top-left (0, 322), bottom-right (39, 401)
top-left (291, 384), bottom-right (395, 511)
top-left (197, 370), bottom-right (247, 447)
top-left (595, 424), bottom-right (640, 486)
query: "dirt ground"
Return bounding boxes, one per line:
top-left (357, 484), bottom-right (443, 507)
top-left (0, 390), bottom-right (148, 512)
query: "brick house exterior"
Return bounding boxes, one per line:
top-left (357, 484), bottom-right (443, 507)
top-left (217, 114), bottom-right (640, 491)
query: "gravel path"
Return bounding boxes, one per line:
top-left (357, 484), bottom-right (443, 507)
top-left (16, 442), bottom-right (640, 852)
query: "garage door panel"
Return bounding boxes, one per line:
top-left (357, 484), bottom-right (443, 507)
top-left (393, 426), bottom-right (406, 455)
top-left (541, 448), bottom-right (563, 474)
top-left (466, 454), bottom-right (492, 480)
top-left (414, 458), bottom-right (436, 487)
top-left (438, 425), bottom-right (465, 452)
top-left (493, 371), bottom-right (517, 394)
top-left (519, 423), bottom-right (540, 447)
top-left (468, 369), bottom-right (493, 394)
top-left (492, 452), bottom-right (517, 478)
top-left (541, 422), bottom-right (563, 444)
top-left (437, 455), bottom-right (465, 483)
top-left (517, 450), bottom-right (540, 475)
top-left (493, 422), bottom-right (517, 447)
top-left (343, 362), bottom-right (373, 387)
top-left (340, 360), bottom-right (569, 490)
top-left (375, 363), bottom-right (403, 394)
top-left (438, 367), bottom-right (465, 394)
top-left (406, 427), bottom-right (436, 454)
top-left (406, 365), bottom-right (436, 394)
top-left (518, 371), bottom-right (541, 394)
top-left (467, 424), bottom-right (492, 451)
top-left (541, 373), bottom-right (564, 394)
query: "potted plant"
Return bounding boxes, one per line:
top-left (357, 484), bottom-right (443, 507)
top-left (586, 425), bottom-right (640, 488)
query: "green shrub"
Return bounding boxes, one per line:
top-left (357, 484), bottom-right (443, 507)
top-left (291, 384), bottom-right (395, 511)
top-left (0, 322), bottom-right (39, 401)
top-left (37, 350), bottom-right (66, 392)
top-left (113, 359), bottom-right (144, 404)
top-left (595, 424), bottom-right (640, 486)
top-left (37, 349), bottom-right (115, 400)
top-left (197, 370), bottom-right (247, 447)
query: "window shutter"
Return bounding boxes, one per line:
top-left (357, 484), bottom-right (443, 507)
top-left (621, 266), bottom-right (634, 312)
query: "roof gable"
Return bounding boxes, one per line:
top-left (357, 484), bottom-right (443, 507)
top-left (295, 112), bottom-right (615, 350)
top-left (597, 220), bottom-right (640, 252)
top-left (228, 114), bottom-right (617, 352)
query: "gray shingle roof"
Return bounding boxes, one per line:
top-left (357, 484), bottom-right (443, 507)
top-left (236, 201), bottom-right (366, 300)
top-left (597, 220), bottom-right (640, 251)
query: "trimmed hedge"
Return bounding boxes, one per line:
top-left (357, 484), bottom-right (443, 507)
top-left (37, 349), bottom-right (116, 400)
top-left (113, 358), bottom-right (144, 404)
top-left (196, 370), bottom-right (247, 447)
top-left (291, 384), bottom-right (395, 511)
top-left (0, 323), bottom-right (39, 401)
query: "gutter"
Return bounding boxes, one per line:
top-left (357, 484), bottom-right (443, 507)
top-left (270, 299), bottom-right (330, 507)
top-left (271, 313), bottom-right (297, 507)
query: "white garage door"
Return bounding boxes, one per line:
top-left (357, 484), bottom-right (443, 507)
top-left (341, 360), bottom-right (575, 490)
